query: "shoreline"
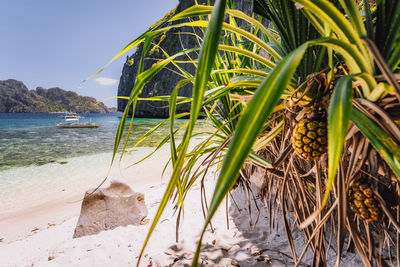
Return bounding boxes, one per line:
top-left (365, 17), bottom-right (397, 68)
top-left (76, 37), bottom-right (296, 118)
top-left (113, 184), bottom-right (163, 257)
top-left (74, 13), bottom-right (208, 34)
top-left (0, 169), bottom-right (362, 267)
top-left (0, 146), bottom-right (172, 244)
top-left (0, 145), bottom-right (362, 266)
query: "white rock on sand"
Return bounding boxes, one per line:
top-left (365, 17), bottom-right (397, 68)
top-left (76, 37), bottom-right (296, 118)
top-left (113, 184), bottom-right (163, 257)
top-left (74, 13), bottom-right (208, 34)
top-left (73, 181), bottom-right (147, 238)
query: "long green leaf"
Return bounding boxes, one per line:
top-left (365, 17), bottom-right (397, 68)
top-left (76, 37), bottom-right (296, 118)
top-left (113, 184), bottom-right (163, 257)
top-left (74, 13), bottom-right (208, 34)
top-left (295, 0), bottom-right (370, 63)
top-left (339, 0), bottom-right (367, 37)
top-left (363, 0), bottom-right (373, 39)
top-left (351, 107), bottom-right (400, 179)
top-left (169, 87), bottom-right (178, 167)
top-left (192, 44), bottom-right (308, 266)
top-left (324, 75), bottom-right (353, 207)
top-left (253, 120), bottom-right (284, 151)
top-left (212, 68), bottom-right (268, 77)
top-left (248, 151), bottom-right (272, 168)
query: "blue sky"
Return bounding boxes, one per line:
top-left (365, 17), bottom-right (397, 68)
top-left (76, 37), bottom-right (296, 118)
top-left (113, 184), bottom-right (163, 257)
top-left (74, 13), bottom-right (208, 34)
top-left (0, 0), bottom-right (178, 107)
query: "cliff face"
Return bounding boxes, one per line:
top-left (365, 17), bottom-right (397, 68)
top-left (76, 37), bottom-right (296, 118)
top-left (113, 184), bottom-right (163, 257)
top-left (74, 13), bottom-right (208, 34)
top-left (0, 79), bottom-right (111, 113)
top-left (117, 0), bottom-right (254, 118)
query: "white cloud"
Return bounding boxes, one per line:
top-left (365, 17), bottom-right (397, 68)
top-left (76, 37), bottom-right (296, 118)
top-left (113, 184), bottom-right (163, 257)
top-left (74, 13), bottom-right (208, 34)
top-left (95, 77), bottom-right (118, 86)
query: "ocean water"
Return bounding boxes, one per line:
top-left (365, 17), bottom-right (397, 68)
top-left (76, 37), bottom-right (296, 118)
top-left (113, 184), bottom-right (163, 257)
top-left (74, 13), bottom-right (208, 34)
top-left (0, 113), bottom-right (211, 170)
top-left (0, 113), bottom-right (212, 213)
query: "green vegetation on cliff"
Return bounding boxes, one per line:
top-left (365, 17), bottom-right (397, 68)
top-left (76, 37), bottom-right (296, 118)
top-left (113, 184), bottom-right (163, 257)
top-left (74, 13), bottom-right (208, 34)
top-left (0, 79), bottom-right (113, 113)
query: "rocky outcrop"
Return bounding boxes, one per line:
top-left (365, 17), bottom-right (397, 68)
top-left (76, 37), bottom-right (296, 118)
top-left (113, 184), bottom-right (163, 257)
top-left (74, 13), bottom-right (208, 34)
top-left (117, 0), bottom-right (255, 118)
top-left (73, 181), bottom-right (147, 238)
top-left (0, 79), bottom-right (112, 113)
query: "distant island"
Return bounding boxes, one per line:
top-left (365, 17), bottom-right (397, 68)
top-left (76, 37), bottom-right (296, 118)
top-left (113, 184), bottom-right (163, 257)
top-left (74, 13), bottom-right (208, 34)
top-left (0, 79), bottom-right (116, 113)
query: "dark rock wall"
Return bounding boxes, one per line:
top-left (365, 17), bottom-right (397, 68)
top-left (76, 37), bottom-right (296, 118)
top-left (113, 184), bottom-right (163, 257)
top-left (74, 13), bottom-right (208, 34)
top-left (117, 0), bottom-right (255, 118)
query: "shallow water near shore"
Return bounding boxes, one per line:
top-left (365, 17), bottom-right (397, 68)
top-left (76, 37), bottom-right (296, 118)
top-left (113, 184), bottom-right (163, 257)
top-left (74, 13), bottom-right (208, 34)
top-left (0, 113), bottom-right (211, 170)
top-left (0, 113), bottom-right (211, 213)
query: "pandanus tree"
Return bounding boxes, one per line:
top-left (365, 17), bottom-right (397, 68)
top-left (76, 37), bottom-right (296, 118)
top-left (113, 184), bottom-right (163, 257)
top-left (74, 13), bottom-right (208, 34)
top-left (92, 0), bottom-right (400, 265)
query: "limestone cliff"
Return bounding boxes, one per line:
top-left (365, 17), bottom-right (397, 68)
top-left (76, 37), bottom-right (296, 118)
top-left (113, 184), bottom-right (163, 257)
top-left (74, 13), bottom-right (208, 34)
top-left (117, 0), bottom-right (255, 118)
top-left (0, 79), bottom-right (112, 113)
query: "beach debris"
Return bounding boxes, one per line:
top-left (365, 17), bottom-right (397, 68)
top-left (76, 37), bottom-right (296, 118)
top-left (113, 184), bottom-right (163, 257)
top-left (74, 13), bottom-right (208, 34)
top-left (231, 259), bottom-right (240, 266)
top-left (160, 219), bottom-right (169, 224)
top-left (140, 217), bottom-right (150, 225)
top-left (250, 247), bottom-right (268, 256)
top-left (73, 180), bottom-right (148, 238)
top-left (0, 238), bottom-right (3, 242)
top-left (31, 227), bottom-right (40, 232)
top-left (48, 256), bottom-right (55, 261)
top-left (220, 246), bottom-right (230, 252)
top-left (58, 161), bottom-right (68, 165)
top-left (200, 257), bottom-right (209, 265)
top-left (212, 239), bottom-right (216, 245)
top-left (47, 222), bottom-right (56, 227)
top-left (256, 255), bottom-right (271, 263)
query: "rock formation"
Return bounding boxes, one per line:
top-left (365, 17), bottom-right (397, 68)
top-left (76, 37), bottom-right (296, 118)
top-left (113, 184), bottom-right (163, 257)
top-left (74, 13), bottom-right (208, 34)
top-left (0, 79), bottom-right (112, 113)
top-left (117, 0), bottom-right (255, 118)
top-left (73, 181), bottom-right (147, 238)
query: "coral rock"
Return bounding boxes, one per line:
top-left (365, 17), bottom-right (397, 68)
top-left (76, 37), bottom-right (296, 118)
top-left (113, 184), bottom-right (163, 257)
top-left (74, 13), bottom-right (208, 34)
top-left (73, 181), bottom-right (147, 238)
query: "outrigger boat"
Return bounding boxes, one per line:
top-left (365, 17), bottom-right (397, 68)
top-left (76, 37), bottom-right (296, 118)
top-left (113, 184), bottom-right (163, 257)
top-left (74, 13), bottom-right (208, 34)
top-left (56, 113), bottom-right (99, 128)
top-left (57, 112), bottom-right (81, 119)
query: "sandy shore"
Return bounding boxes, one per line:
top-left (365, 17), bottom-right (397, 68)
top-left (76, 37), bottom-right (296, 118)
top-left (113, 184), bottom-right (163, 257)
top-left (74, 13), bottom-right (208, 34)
top-left (0, 147), bottom-right (171, 244)
top-left (0, 148), bottom-right (362, 266)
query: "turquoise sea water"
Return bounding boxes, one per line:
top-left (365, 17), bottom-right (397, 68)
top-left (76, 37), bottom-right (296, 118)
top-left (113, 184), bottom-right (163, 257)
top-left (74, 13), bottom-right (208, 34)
top-left (0, 113), bottom-right (210, 171)
top-left (0, 113), bottom-right (212, 213)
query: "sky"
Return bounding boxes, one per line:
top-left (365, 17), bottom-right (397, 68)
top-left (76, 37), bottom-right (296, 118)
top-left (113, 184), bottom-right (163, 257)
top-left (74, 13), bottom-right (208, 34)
top-left (0, 0), bottom-right (178, 107)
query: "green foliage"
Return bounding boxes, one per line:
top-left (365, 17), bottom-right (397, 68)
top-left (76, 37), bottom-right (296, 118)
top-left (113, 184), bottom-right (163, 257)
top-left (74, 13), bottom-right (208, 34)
top-left (90, 0), bottom-right (400, 265)
top-left (326, 75), bottom-right (353, 206)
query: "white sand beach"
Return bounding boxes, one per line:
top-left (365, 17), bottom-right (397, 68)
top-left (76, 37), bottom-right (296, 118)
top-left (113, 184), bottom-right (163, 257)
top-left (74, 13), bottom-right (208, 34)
top-left (0, 147), bottom-right (362, 267)
top-left (0, 147), bottom-right (163, 243)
